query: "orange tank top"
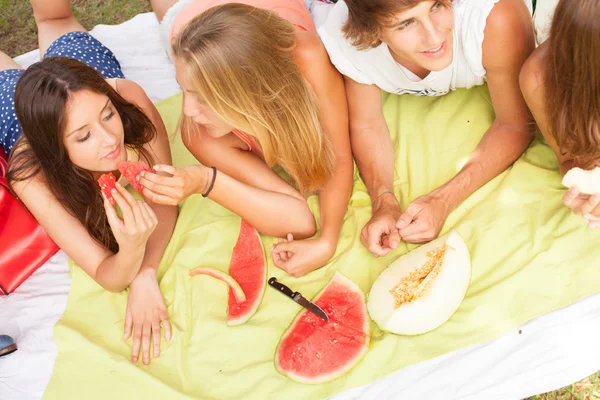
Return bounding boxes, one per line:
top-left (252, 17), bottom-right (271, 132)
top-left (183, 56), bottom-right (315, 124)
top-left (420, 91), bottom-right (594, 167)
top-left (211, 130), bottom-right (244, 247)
top-left (169, 0), bottom-right (316, 42)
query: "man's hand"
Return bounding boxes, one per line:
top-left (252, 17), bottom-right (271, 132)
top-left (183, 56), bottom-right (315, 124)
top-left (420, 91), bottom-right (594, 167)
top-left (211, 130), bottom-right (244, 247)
top-left (361, 194), bottom-right (402, 256)
top-left (397, 192), bottom-right (450, 244)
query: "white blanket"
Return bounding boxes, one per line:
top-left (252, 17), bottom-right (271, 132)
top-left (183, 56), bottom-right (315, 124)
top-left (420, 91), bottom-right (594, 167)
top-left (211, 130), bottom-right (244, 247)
top-left (1, 11), bottom-right (599, 400)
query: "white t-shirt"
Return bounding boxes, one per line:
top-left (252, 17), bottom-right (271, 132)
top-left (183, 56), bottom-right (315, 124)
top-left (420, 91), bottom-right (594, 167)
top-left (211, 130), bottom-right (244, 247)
top-left (317, 0), bottom-right (533, 96)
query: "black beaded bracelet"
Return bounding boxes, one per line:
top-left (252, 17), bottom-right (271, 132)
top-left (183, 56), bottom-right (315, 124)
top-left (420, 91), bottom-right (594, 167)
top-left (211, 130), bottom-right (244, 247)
top-left (202, 166), bottom-right (217, 198)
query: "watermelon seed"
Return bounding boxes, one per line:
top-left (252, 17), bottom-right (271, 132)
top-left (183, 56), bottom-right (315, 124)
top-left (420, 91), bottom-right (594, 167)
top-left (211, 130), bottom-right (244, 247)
top-left (315, 353), bottom-right (321, 359)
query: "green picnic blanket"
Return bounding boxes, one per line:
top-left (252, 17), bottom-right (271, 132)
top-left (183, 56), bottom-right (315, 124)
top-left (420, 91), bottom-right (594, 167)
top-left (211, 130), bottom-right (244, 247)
top-left (43, 86), bottom-right (600, 399)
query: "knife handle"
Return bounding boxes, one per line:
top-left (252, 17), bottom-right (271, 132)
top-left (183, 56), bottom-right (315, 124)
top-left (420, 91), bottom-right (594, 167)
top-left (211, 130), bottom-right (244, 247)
top-left (268, 277), bottom-right (297, 299)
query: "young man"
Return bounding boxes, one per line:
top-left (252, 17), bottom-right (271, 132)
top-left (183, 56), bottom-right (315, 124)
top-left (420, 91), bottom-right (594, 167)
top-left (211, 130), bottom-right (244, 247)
top-left (318, 0), bottom-right (535, 255)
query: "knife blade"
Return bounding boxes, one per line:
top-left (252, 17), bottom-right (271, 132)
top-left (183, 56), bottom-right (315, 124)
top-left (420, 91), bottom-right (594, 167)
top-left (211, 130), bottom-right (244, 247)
top-left (268, 277), bottom-right (329, 322)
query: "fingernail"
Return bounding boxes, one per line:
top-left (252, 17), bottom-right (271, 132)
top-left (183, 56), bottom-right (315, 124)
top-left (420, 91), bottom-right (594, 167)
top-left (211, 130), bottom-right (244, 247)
top-left (132, 357), bottom-right (137, 362)
top-left (397, 220), bottom-right (406, 227)
top-left (584, 214), bottom-right (593, 220)
top-left (144, 358), bottom-right (149, 365)
top-left (270, 246), bottom-right (274, 251)
top-left (154, 350), bottom-right (159, 357)
top-left (153, 165), bottom-right (159, 170)
top-left (111, 188), bottom-right (117, 194)
top-left (115, 182), bottom-right (122, 188)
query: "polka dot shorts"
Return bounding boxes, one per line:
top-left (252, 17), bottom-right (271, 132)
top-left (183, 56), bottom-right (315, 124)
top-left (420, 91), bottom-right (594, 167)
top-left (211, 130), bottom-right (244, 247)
top-left (0, 31), bottom-right (125, 156)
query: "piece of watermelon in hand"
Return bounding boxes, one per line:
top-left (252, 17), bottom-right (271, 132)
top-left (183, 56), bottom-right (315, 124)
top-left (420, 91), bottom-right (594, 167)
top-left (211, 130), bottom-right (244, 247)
top-left (98, 172), bottom-right (117, 206)
top-left (117, 161), bottom-right (153, 195)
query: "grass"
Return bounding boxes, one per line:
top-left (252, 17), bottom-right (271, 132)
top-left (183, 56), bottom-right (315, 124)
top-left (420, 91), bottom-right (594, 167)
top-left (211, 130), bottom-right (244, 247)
top-left (524, 372), bottom-right (600, 400)
top-left (1, 0), bottom-right (598, 399)
top-left (0, 0), bottom-right (152, 56)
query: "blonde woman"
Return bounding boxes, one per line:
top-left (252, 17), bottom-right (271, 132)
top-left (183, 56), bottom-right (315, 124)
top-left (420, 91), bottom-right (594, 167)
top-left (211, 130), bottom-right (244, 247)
top-left (145, 0), bottom-right (352, 277)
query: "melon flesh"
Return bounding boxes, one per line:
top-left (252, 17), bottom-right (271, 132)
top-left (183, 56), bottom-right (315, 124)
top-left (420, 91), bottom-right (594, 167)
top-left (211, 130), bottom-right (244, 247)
top-left (562, 167), bottom-right (600, 195)
top-left (275, 273), bottom-right (370, 384)
top-left (227, 220), bottom-right (266, 326)
top-left (97, 172), bottom-right (117, 206)
top-left (189, 267), bottom-right (246, 303)
top-left (368, 230), bottom-right (471, 335)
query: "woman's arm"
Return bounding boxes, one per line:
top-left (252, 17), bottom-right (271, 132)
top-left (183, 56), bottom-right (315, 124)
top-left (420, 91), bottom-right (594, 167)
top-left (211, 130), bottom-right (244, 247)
top-left (267, 31), bottom-right (355, 277)
top-left (176, 131), bottom-right (318, 239)
top-left (108, 79), bottom-right (177, 365)
top-left (520, 43), bottom-right (600, 223)
top-left (290, 32), bottom-right (354, 247)
top-left (116, 79), bottom-right (178, 276)
top-left (13, 177), bottom-right (154, 292)
top-left (519, 42), bottom-right (572, 174)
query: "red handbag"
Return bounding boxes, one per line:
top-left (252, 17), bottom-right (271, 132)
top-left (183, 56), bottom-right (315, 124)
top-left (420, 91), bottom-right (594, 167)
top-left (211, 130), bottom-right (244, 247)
top-left (0, 147), bottom-right (59, 295)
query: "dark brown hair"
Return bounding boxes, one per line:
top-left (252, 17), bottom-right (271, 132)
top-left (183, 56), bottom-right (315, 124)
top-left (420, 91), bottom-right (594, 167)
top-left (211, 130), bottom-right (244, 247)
top-left (342, 0), bottom-right (452, 50)
top-left (545, 0), bottom-right (600, 168)
top-left (7, 57), bottom-right (156, 252)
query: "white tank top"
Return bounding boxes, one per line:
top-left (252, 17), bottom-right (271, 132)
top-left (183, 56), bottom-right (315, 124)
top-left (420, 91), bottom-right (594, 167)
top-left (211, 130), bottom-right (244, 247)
top-left (316, 0), bottom-right (533, 96)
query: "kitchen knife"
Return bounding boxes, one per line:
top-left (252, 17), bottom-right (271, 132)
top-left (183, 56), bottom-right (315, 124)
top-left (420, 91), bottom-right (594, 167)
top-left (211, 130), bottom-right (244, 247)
top-left (268, 277), bottom-right (329, 322)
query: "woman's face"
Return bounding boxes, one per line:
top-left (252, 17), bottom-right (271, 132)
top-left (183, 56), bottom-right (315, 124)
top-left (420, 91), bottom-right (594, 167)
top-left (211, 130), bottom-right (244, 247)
top-left (62, 90), bottom-right (126, 175)
top-left (378, 1), bottom-right (454, 76)
top-left (174, 56), bottom-right (235, 138)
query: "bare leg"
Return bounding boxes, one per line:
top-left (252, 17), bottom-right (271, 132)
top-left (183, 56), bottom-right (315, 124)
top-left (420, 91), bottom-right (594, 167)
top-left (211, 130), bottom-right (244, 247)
top-left (150, 0), bottom-right (179, 23)
top-left (0, 51), bottom-right (23, 73)
top-left (30, 0), bottom-right (86, 57)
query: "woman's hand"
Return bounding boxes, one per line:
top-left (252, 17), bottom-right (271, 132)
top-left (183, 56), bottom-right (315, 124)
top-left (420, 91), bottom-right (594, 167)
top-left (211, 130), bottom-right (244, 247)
top-left (563, 187), bottom-right (600, 229)
top-left (139, 164), bottom-right (208, 205)
top-left (103, 182), bottom-right (158, 251)
top-left (270, 234), bottom-right (335, 277)
top-left (124, 268), bottom-right (171, 365)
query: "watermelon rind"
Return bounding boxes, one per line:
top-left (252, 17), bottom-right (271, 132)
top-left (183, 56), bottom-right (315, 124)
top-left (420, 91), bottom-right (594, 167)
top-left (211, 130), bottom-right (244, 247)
top-left (189, 267), bottom-right (247, 303)
top-left (274, 272), bottom-right (370, 384)
top-left (227, 220), bottom-right (267, 326)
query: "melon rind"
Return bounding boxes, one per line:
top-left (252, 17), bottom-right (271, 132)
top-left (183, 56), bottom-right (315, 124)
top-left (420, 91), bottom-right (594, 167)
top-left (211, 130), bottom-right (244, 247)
top-left (227, 221), bottom-right (267, 326)
top-left (367, 230), bottom-right (471, 335)
top-left (274, 272), bottom-right (370, 384)
top-left (189, 267), bottom-right (246, 303)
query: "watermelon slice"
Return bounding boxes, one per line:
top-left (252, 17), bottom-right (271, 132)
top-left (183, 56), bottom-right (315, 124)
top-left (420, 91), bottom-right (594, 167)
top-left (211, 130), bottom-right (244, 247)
top-left (189, 267), bottom-right (246, 303)
top-left (117, 161), bottom-right (153, 195)
top-left (275, 273), bottom-right (370, 384)
top-left (227, 220), bottom-right (267, 326)
top-left (97, 172), bottom-right (117, 205)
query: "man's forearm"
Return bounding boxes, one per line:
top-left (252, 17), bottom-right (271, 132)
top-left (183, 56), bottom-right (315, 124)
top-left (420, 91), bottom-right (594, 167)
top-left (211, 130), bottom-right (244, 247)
top-left (435, 120), bottom-right (534, 211)
top-left (351, 122), bottom-right (397, 203)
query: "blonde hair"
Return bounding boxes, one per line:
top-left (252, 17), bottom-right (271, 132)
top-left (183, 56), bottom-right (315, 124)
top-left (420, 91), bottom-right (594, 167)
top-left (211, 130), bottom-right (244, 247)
top-left (172, 3), bottom-right (335, 195)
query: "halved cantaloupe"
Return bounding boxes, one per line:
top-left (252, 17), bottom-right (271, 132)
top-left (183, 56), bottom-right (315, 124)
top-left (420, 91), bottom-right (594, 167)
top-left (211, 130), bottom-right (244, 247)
top-left (367, 230), bottom-right (471, 335)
